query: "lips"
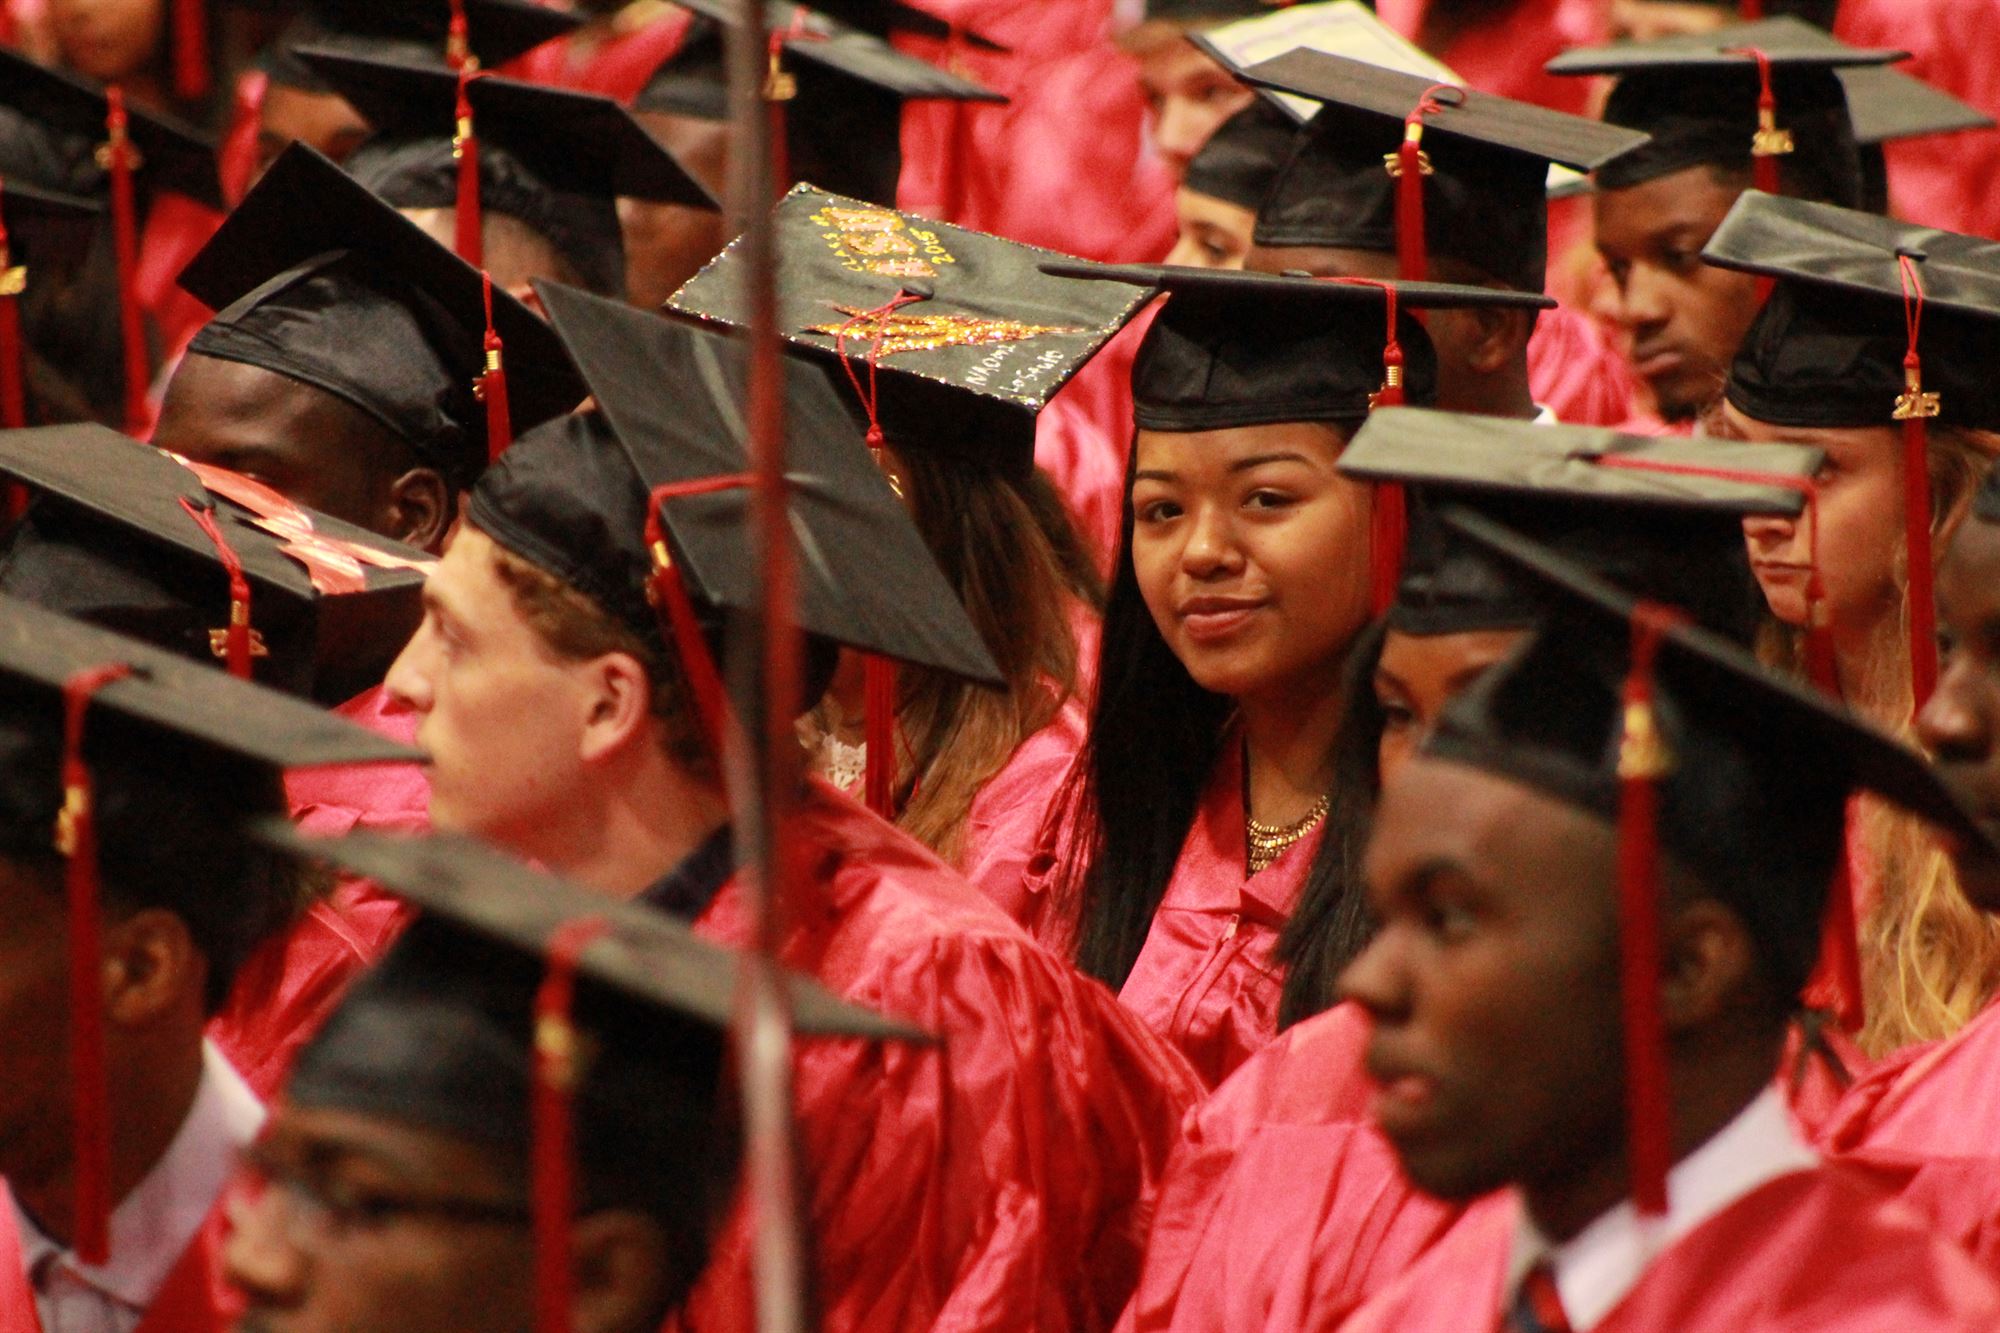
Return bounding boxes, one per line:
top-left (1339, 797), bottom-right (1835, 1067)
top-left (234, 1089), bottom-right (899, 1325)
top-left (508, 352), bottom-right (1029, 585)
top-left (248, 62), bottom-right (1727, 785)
top-left (1633, 345), bottom-right (1686, 381)
top-left (1176, 595), bottom-right (1266, 643)
top-left (1364, 1046), bottom-right (1442, 1139)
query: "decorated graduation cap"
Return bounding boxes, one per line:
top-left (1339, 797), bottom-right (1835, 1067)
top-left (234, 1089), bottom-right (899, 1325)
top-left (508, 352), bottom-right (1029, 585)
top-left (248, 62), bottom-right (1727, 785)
top-left (1339, 408), bottom-right (1820, 644)
top-left (0, 50), bottom-right (222, 431)
top-left (1703, 189), bottom-right (2000, 712)
top-left (1184, 98), bottom-right (1300, 211)
top-left (267, 823), bottom-right (916, 1333)
top-left (261, 0), bottom-right (582, 90)
top-left (0, 181), bottom-right (97, 430)
top-left (670, 185), bottom-right (1149, 483)
top-left (1547, 17), bottom-right (1901, 205)
top-left (0, 424), bottom-right (431, 698)
top-left (1239, 49), bottom-right (1648, 289)
top-left (295, 47), bottom-right (718, 298)
top-left (1048, 261), bottom-right (1551, 614)
top-left (634, 7), bottom-right (1003, 207)
top-left (1425, 508), bottom-right (1991, 1218)
top-left (0, 595), bottom-right (416, 1267)
top-left (487, 279), bottom-right (1001, 770)
top-left (178, 143), bottom-right (584, 480)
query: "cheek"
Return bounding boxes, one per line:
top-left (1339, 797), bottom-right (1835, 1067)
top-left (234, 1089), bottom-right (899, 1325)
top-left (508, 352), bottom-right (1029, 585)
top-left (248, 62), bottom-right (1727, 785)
top-left (1819, 466), bottom-right (1908, 599)
top-left (1262, 486), bottom-right (1373, 623)
top-left (1129, 528), bottom-right (1181, 626)
top-left (316, 1234), bottom-right (532, 1333)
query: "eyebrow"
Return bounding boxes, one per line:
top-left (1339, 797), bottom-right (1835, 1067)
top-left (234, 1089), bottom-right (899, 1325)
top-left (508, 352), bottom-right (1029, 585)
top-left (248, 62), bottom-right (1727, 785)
top-left (1133, 452), bottom-right (1316, 484)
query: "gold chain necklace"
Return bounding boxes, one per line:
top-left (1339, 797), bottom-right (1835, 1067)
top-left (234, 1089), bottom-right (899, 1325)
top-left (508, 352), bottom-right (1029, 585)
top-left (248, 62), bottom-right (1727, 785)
top-left (1245, 794), bottom-right (1330, 876)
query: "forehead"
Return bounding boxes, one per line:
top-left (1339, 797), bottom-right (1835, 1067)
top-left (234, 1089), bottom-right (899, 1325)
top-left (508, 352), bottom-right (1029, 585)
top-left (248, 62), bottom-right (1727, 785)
top-left (263, 1103), bottom-right (508, 1187)
top-left (1594, 166), bottom-right (1742, 242)
top-left (1133, 420), bottom-right (1348, 474)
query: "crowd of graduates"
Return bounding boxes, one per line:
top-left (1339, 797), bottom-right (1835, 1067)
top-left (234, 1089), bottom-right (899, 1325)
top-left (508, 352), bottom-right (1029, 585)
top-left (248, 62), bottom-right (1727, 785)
top-left (3, 0), bottom-right (2000, 1330)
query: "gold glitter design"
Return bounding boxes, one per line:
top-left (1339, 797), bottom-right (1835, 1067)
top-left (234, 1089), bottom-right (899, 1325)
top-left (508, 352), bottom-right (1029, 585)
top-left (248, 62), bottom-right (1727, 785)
top-left (812, 203), bottom-right (958, 278)
top-left (806, 306), bottom-right (1088, 356)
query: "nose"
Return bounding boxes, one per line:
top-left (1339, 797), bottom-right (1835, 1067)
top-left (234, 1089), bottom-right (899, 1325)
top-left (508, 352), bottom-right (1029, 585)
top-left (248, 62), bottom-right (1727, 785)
top-left (1742, 513), bottom-right (1795, 553)
top-left (1178, 502), bottom-right (1243, 580)
top-left (1152, 96), bottom-right (1209, 176)
top-left (384, 621), bottom-right (437, 716)
top-left (223, 1178), bottom-right (310, 1312)
top-left (1336, 927), bottom-right (1411, 1023)
top-left (1617, 262), bottom-right (1671, 333)
top-left (1918, 661), bottom-right (1994, 764)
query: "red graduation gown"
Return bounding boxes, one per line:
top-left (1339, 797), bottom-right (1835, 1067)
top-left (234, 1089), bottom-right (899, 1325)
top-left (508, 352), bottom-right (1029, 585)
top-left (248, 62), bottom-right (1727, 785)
top-left (958, 696), bottom-right (1087, 925)
top-left (1526, 304), bottom-right (1647, 430)
top-left (1116, 741), bottom-right (1321, 1089)
top-left (0, 1188), bottom-right (240, 1333)
top-left (507, 5), bottom-right (694, 103)
top-left (670, 780), bottom-right (1204, 1333)
top-left (206, 684), bottom-right (423, 1099)
top-left (1338, 1166), bottom-right (2000, 1333)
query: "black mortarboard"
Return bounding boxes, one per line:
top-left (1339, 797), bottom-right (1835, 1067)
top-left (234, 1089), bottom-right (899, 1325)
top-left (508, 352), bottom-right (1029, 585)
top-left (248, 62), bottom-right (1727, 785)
top-left (297, 47), bottom-right (717, 299)
top-left (1338, 408), bottom-right (1819, 641)
top-left (261, 0), bottom-right (582, 90)
top-left (0, 424), bottom-right (431, 698)
top-left (1548, 18), bottom-right (1898, 205)
top-left (1183, 98), bottom-right (1299, 211)
top-left (668, 185), bottom-right (1148, 482)
top-left (178, 144), bottom-right (584, 486)
top-left (634, 8), bottom-right (1002, 206)
top-left (0, 180), bottom-right (98, 264)
top-left (1189, 0), bottom-right (1457, 125)
top-left (270, 824), bottom-right (917, 1321)
top-left (1241, 49), bottom-right (1647, 290)
top-left (493, 280), bottom-right (1002, 691)
top-left (1834, 65), bottom-right (1994, 148)
top-left (0, 50), bottom-right (223, 209)
top-left (1048, 263), bottom-right (1549, 432)
top-left (1139, 0), bottom-right (1284, 23)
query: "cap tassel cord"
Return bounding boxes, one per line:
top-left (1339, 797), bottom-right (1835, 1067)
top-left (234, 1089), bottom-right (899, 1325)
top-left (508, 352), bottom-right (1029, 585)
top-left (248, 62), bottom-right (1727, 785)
top-left (446, 0), bottom-right (476, 72)
top-left (1896, 253), bottom-right (1940, 713)
top-left (1811, 820), bottom-right (1866, 1033)
top-left (478, 272), bottom-right (512, 462)
top-left (0, 178), bottom-right (27, 433)
top-left (171, 0), bottom-right (209, 100)
top-left (532, 916), bottom-right (611, 1333)
top-left (645, 476), bottom-right (755, 760)
top-left (59, 662), bottom-right (137, 1267)
top-left (1383, 84), bottom-right (1458, 284)
top-left (176, 496), bottom-right (256, 679)
top-left (453, 67), bottom-right (484, 268)
top-left (1726, 46), bottom-right (1791, 197)
top-left (830, 288), bottom-right (929, 818)
top-left (100, 89), bottom-right (148, 436)
top-left (1617, 602), bottom-right (1687, 1218)
top-left (1320, 276), bottom-right (1410, 614)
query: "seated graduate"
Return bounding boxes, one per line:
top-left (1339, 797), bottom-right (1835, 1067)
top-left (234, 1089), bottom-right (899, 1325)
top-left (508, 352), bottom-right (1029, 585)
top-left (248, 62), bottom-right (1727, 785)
top-left (223, 824), bottom-right (907, 1333)
top-left (669, 186), bottom-right (1135, 922)
top-left (1700, 190), bottom-right (2000, 1056)
top-left (159, 143), bottom-right (583, 558)
top-left (1115, 0), bottom-right (1261, 182)
top-left (1117, 411), bottom-right (1821, 1333)
top-left (380, 284), bottom-right (1203, 1333)
top-left (1236, 49), bottom-right (1650, 428)
top-left (1336, 515), bottom-right (2000, 1333)
top-left (1166, 99), bottom-right (1295, 272)
top-left (0, 598), bottom-right (417, 1332)
top-left (1030, 263), bottom-right (1548, 1087)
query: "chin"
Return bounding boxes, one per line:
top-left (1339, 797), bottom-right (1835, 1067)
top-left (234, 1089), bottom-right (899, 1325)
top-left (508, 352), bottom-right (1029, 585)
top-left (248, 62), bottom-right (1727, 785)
top-left (1389, 1136), bottom-right (1512, 1204)
top-left (1750, 576), bottom-right (1807, 630)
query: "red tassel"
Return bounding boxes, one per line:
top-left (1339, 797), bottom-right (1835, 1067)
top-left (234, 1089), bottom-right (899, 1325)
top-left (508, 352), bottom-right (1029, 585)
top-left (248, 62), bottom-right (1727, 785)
top-left (861, 654), bottom-right (897, 817)
top-left (532, 916), bottom-right (611, 1333)
top-left (645, 475), bottom-right (756, 759)
top-left (1616, 603), bottom-right (1686, 1218)
top-left (1385, 84), bottom-right (1457, 284)
top-left (0, 179), bottom-right (26, 432)
top-left (446, 0), bottom-right (475, 72)
top-left (102, 88), bottom-right (149, 436)
top-left (1724, 47), bottom-right (1790, 197)
top-left (171, 0), bottom-right (210, 101)
top-left (1739, 0), bottom-right (1765, 17)
top-left (176, 496), bottom-right (255, 679)
top-left (60, 661), bottom-right (137, 1266)
top-left (478, 272), bottom-right (512, 463)
top-left (1318, 275), bottom-right (1410, 613)
top-left (1809, 822), bottom-right (1866, 1032)
top-left (1896, 255), bottom-right (1940, 713)
top-left (453, 69), bottom-right (483, 269)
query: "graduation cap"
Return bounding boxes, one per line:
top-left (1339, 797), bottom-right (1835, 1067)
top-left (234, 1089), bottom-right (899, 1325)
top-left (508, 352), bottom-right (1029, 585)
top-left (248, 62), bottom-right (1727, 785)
top-left (1337, 407), bottom-right (1819, 642)
top-left (1547, 17), bottom-right (1904, 205)
top-left (1047, 262), bottom-right (1551, 613)
top-left (265, 825), bottom-right (920, 1333)
top-left (178, 143), bottom-right (584, 483)
top-left (0, 181), bottom-right (98, 431)
top-left (486, 280), bottom-right (1001, 768)
top-left (634, 8), bottom-right (1003, 207)
top-left (810, 0), bottom-right (1006, 50)
top-left (296, 47), bottom-right (718, 299)
top-left (0, 49), bottom-right (222, 431)
top-left (1189, 0), bottom-right (1456, 124)
top-left (1240, 49), bottom-right (1648, 289)
top-left (0, 424), bottom-right (431, 698)
top-left (1423, 507), bottom-right (1991, 1218)
top-left (1703, 189), bottom-right (2000, 709)
top-left (1136, 0), bottom-right (1289, 25)
top-left (0, 594), bottom-right (416, 1267)
top-left (1183, 98), bottom-right (1300, 211)
top-left (669, 184), bottom-right (1148, 482)
top-left (261, 0), bottom-right (582, 90)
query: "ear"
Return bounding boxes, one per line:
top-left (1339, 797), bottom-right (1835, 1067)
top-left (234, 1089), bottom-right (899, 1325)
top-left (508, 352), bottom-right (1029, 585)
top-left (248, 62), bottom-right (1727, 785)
top-left (577, 651), bottom-right (662, 768)
top-left (1462, 305), bottom-right (1532, 376)
top-left (570, 1211), bottom-right (679, 1333)
top-left (1658, 897), bottom-right (1758, 1032)
top-left (386, 467), bottom-right (454, 554)
top-left (101, 908), bottom-right (205, 1029)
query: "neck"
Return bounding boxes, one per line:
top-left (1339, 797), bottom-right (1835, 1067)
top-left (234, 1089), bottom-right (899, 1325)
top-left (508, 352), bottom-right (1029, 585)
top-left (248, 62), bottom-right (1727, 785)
top-left (534, 758), bottom-right (732, 902)
top-left (14, 1030), bottom-right (205, 1248)
top-left (1238, 671), bottom-right (1344, 825)
top-left (1523, 1026), bottom-right (1783, 1243)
